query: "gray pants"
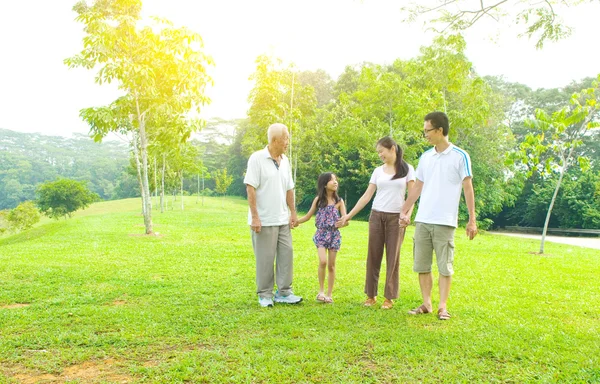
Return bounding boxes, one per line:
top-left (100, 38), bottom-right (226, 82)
top-left (251, 225), bottom-right (294, 299)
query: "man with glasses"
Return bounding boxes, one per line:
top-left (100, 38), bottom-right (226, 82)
top-left (244, 123), bottom-right (302, 307)
top-left (399, 111), bottom-right (477, 320)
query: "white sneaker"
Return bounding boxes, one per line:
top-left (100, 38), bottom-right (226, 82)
top-left (273, 292), bottom-right (303, 304)
top-left (258, 297), bottom-right (274, 307)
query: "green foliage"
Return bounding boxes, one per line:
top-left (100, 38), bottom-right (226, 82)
top-left (296, 69), bottom-right (334, 107)
top-left (36, 179), bottom-right (99, 219)
top-left (505, 77), bottom-right (600, 252)
top-left (0, 197), bottom-right (598, 381)
top-left (505, 170), bottom-right (600, 229)
top-left (0, 210), bottom-right (8, 235)
top-left (235, 36), bottom-right (518, 225)
top-left (0, 129), bottom-right (131, 209)
top-left (6, 201), bottom-right (40, 232)
top-left (511, 79), bottom-right (600, 193)
top-left (244, 54), bottom-right (317, 156)
top-left (213, 168), bottom-right (233, 196)
top-left (299, 36), bottom-right (511, 222)
top-left (402, 0), bottom-right (595, 49)
top-left (66, 0), bottom-right (213, 233)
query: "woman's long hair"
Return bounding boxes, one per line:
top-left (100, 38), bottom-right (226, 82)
top-left (316, 172), bottom-right (341, 208)
top-left (377, 136), bottom-right (409, 180)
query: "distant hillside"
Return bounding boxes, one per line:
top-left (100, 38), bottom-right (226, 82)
top-left (0, 128), bottom-right (136, 210)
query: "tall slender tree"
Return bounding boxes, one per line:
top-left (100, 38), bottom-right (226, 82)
top-left (65, 0), bottom-right (213, 234)
top-left (511, 77), bottom-right (600, 253)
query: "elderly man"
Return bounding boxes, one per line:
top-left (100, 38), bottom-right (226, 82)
top-left (244, 123), bottom-right (302, 307)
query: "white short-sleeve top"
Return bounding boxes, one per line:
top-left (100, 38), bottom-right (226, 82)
top-left (369, 163), bottom-right (416, 213)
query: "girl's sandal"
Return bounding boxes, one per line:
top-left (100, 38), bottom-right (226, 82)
top-left (316, 293), bottom-right (327, 302)
top-left (324, 296), bottom-right (334, 304)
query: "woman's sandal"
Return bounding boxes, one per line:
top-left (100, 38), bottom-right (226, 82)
top-left (316, 293), bottom-right (327, 303)
top-left (437, 308), bottom-right (451, 320)
top-left (408, 304), bottom-right (432, 315)
top-left (324, 296), bottom-right (334, 304)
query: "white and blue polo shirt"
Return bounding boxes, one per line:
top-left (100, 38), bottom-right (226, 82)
top-left (414, 143), bottom-right (473, 228)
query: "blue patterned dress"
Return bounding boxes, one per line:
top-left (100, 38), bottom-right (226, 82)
top-left (313, 204), bottom-right (342, 251)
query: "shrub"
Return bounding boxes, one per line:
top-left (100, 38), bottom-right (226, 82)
top-left (36, 179), bottom-right (99, 219)
top-left (7, 201), bottom-right (41, 231)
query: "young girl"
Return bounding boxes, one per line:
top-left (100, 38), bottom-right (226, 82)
top-left (297, 172), bottom-right (347, 304)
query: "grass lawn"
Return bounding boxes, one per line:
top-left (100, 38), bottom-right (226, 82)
top-left (1, 196), bottom-right (598, 383)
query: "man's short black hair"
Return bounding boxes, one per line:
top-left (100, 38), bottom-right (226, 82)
top-left (424, 111), bottom-right (449, 136)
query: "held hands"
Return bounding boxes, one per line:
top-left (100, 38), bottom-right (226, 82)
top-left (290, 213), bottom-right (299, 229)
top-left (335, 215), bottom-right (349, 228)
top-left (399, 213), bottom-right (410, 228)
top-left (466, 221), bottom-right (478, 240)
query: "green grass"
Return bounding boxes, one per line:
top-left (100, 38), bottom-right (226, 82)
top-left (1, 197), bottom-right (598, 383)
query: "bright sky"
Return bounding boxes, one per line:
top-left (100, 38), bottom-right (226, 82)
top-left (0, 0), bottom-right (598, 137)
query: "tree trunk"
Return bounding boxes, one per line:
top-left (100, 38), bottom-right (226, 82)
top-left (131, 132), bottom-right (145, 217)
top-left (180, 170), bottom-right (184, 211)
top-left (196, 173), bottom-right (200, 204)
top-left (154, 156), bottom-right (158, 208)
top-left (345, 189), bottom-right (348, 208)
top-left (160, 153), bottom-right (166, 213)
top-left (289, 71), bottom-right (295, 190)
top-left (136, 101), bottom-right (153, 235)
top-left (540, 107), bottom-right (594, 253)
top-left (388, 104), bottom-right (393, 137)
top-left (540, 166), bottom-right (566, 254)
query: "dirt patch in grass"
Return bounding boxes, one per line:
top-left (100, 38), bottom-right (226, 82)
top-left (10, 359), bottom-right (132, 383)
top-left (1, 303), bottom-right (30, 309)
top-left (112, 300), bottom-right (127, 306)
top-left (528, 251), bottom-right (554, 256)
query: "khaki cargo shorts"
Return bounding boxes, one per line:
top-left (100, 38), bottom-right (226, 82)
top-left (413, 223), bottom-right (456, 276)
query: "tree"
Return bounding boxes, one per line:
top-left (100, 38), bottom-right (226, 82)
top-left (65, 0), bottom-right (213, 234)
top-left (169, 141), bottom-right (200, 210)
top-left (214, 168), bottom-right (233, 208)
top-left (245, 54), bottom-right (317, 188)
top-left (290, 36), bottom-right (512, 225)
top-left (402, 0), bottom-right (596, 48)
top-left (296, 69), bottom-right (334, 107)
top-left (0, 210), bottom-right (9, 235)
top-left (0, 128), bottom-right (131, 209)
top-left (7, 201), bottom-right (40, 232)
top-left (36, 179), bottom-right (99, 219)
top-left (510, 76), bottom-right (600, 253)
top-left (214, 168), bottom-right (233, 197)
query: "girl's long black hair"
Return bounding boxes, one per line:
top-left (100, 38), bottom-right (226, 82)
top-left (377, 136), bottom-right (409, 180)
top-left (316, 172), bottom-right (341, 208)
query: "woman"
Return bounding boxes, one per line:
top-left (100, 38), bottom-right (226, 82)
top-left (336, 137), bottom-right (415, 309)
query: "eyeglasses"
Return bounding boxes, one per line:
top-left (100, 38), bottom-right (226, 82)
top-left (423, 127), bottom-right (438, 135)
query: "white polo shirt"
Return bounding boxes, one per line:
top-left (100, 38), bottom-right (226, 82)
top-left (370, 164), bottom-right (416, 213)
top-left (414, 143), bottom-right (473, 228)
top-left (244, 146), bottom-right (295, 226)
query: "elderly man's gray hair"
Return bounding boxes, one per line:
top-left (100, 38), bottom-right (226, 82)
top-left (267, 123), bottom-right (288, 143)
